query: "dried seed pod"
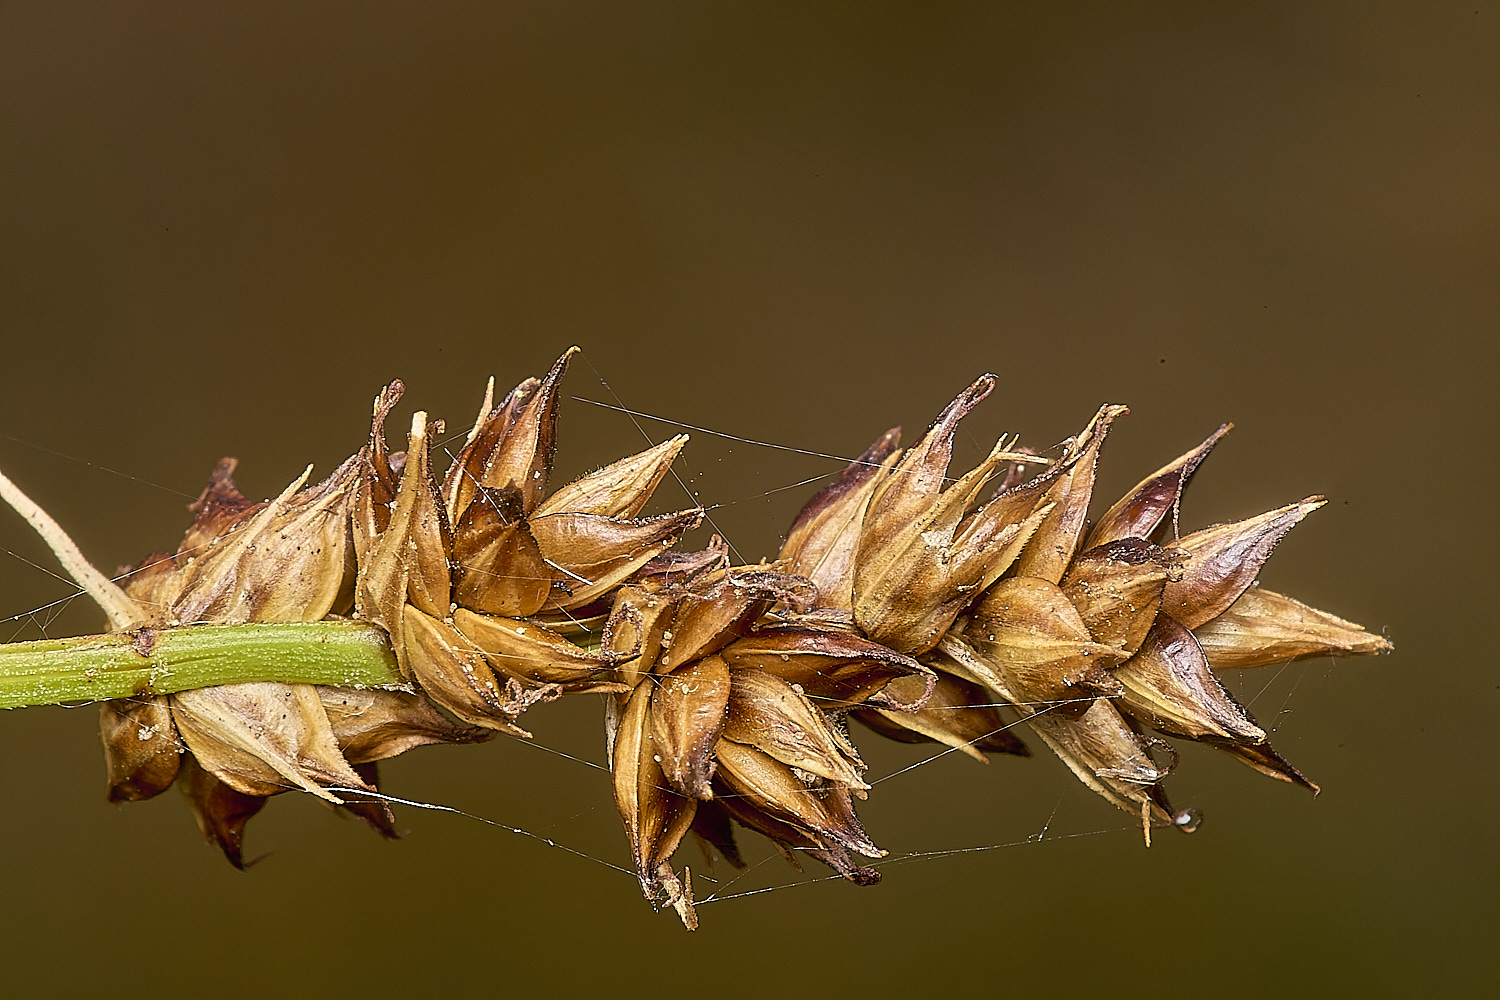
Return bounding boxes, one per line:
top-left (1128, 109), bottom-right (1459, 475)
top-left (778, 428), bottom-right (901, 611)
top-left (1192, 587), bottom-right (1393, 669)
top-left (316, 686), bottom-right (489, 763)
top-left (723, 667), bottom-right (867, 790)
top-left (1113, 614), bottom-right (1267, 744)
top-left (710, 779), bottom-right (882, 886)
top-left (535, 435), bottom-right (688, 520)
top-left (443, 349), bottom-right (574, 519)
top-left (100, 697), bottom-right (182, 802)
top-left (451, 486), bottom-right (556, 617)
top-left (1086, 423), bottom-right (1231, 548)
top-left (356, 411), bottom-right (454, 673)
top-left (1113, 612), bottom-right (1335, 793)
top-left (402, 604), bottom-right (557, 735)
top-left (719, 623), bottom-right (936, 710)
top-left (1161, 497), bottom-right (1325, 629)
top-left (659, 568), bottom-right (816, 670)
top-left (607, 583), bottom-right (677, 685)
top-left (171, 459), bottom-right (359, 626)
top-left (713, 739), bottom-right (884, 860)
top-left (531, 507), bottom-right (703, 611)
top-left (650, 654), bottom-right (733, 799)
top-left (1060, 537), bottom-right (1181, 655)
top-left (170, 681), bottom-right (370, 802)
top-left (962, 576), bottom-right (1123, 715)
top-left (604, 542), bottom-right (736, 683)
top-left (1010, 404), bottom-right (1128, 584)
top-left (121, 456), bottom-right (360, 627)
top-left (611, 680), bottom-right (699, 924)
top-left (1022, 697), bottom-right (1181, 826)
top-left (454, 608), bottom-right (626, 694)
top-left (853, 375), bottom-right (1042, 654)
top-left (936, 634), bottom-right (1179, 827)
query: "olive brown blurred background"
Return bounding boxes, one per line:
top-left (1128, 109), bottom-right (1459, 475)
top-left (1, 3), bottom-right (1494, 996)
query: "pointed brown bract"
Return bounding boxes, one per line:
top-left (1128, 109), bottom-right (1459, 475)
top-left (604, 542), bottom-right (733, 687)
top-left (713, 739), bottom-right (885, 866)
top-left (100, 697), bottom-right (182, 802)
top-left (440, 354), bottom-right (701, 614)
top-left (317, 686), bottom-right (489, 763)
top-left (611, 680), bottom-right (699, 924)
top-left (451, 486), bottom-right (555, 617)
top-left (779, 428), bottom-right (901, 611)
top-left (650, 654), bottom-right (733, 799)
top-left (719, 623), bottom-right (936, 710)
top-left (723, 667), bottom-right (868, 791)
top-left (1087, 423), bottom-right (1231, 547)
top-left (1022, 698), bottom-right (1181, 825)
top-left (355, 411), bottom-right (454, 675)
top-left (661, 568), bottom-right (816, 670)
top-left (936, 631), bottom-right (1180, 828)
top-left (170, 682), bottom-right (371, 802)
top-left (443, 373), bottom-right (536, 522)
top-left (710, 780), bottom-right (882, 886)
top-left (179, 756), bottom-right (268, 870)
top-left (351, 381), bottom-right (405, 570)
top-left (1061, 538), bottom-right (1181, 656)
top-left (403, 604), bottom-right (557, 735)
top-left (531, 508), bottom-right (703, 611)
top-left (963, 576), bottom-right (1123, 714)
top-left (454, 608), bottom-right (626, 694)
top-left (396, 412), bottom-right (456, 619)
top-left (1114, 615), bottom-right (1267, 744)
top-left (338, 761), bottom-right (405, 839)
top-left (607, 583), bottom-right (679, 686)
top-left (853, 375), bottom-right (1042, 654)
top-left (1161, 497), bottom-right (1325, 629)
top-left (1207, 739), bottom-right (1320, 793)
top-left (688, 798), bottom-right (746, 869)
top-left (179, 458), bottom-right (260, 555)
top-left (535, 435), bottom-right (689, 520)
top-left (1192, 587), bottom-right (1393, 669)
top-left (443, 349), bottom-right (575, 520)
top-left (365, 382), bottom-right (406, 502)
top-left (1010, 404), bottom-right (1128, 584)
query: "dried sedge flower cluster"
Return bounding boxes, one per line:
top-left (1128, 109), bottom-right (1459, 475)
top-left (74, 349), bottom-right (1389, 929)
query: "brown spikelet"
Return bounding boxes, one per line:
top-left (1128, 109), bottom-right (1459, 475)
top-left (0, 353), bottom-right (1394, 926)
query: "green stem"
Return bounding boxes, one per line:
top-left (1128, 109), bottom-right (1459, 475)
top-left (0, 621), bottom-right (403, 709)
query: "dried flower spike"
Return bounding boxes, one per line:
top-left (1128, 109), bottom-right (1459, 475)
top-left (0, 352), bottom-right (1390, 929)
